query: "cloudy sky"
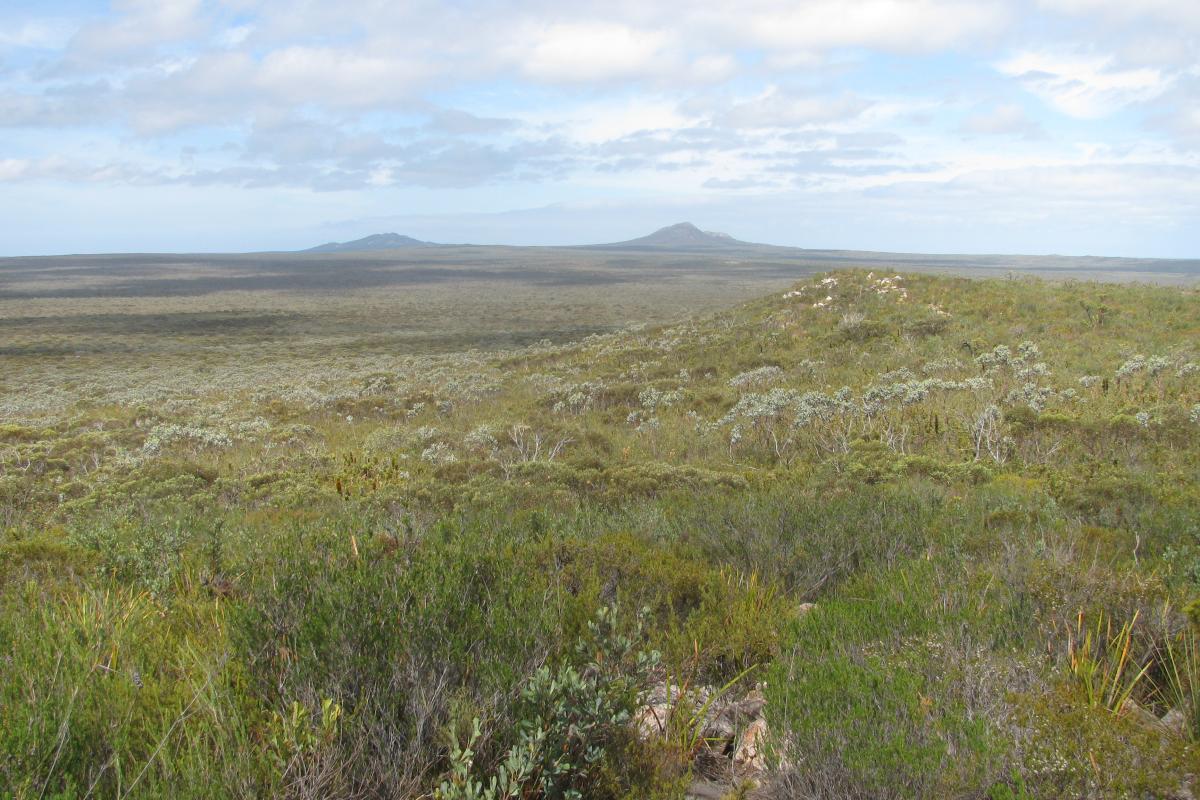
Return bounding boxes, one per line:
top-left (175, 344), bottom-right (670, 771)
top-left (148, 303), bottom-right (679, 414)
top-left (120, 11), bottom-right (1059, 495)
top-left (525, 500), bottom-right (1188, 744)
top-left (1, 0), bottom-right (1197, 256)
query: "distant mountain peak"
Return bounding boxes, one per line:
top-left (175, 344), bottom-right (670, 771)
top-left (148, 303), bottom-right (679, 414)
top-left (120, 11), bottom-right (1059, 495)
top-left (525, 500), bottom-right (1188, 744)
top-left (653, 222), bottom-right (733, 240)
top-left (588, 222), bottom-right (754, 250)
top-left (304, 232), bottom-right (432, 253)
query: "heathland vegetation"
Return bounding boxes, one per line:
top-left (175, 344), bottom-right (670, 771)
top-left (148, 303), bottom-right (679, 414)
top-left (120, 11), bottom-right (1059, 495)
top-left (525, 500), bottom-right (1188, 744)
top-left (2, 264), bottom-right (1199, 798)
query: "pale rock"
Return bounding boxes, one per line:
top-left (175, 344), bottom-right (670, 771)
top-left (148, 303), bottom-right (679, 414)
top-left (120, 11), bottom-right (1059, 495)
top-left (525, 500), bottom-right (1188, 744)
top-left (1161, 707), bottom-right (1189, 738)
top-left (733, 717), bottom-right (769, 775)
top-left (685, 779), bottom-right (729, 799)
top-left (1168, 775), bottom-right (1196, 800)
top-left (634, 702), bottom-right (671, 739)
top-left (686, 779), bottom-right (774, 800)
top-left (708, 689), bottom-right (767, 741)
top-left (1119, 698), bottom-right (1162, 729)
top-left (634, 682), bottom-right (712, 740)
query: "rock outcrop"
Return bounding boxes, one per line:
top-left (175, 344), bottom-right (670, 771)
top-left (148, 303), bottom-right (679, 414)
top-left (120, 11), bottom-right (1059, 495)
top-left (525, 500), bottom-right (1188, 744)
top-left (634, 680), bottom-right (780, 799)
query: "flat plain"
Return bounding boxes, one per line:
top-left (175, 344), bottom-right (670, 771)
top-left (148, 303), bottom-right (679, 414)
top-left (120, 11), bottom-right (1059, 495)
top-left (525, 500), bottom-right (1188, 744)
top-left (3, 244), bottom-right (1195, 416)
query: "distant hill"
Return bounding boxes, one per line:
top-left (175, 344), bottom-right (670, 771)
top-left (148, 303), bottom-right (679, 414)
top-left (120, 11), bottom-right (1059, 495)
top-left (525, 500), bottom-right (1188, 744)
top-left (584, 222), bottom-right (761, 251)
top-left (304, 233), bottom-right (433, 253)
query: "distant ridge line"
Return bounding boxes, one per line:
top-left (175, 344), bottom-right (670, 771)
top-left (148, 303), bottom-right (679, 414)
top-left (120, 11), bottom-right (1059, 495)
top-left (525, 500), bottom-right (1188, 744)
top-left (579, 221), bottom-right (762, 251)
top-left (300, 222), bottom-right (763, 253)
top-left (304, 232), bottom-right (433, 253)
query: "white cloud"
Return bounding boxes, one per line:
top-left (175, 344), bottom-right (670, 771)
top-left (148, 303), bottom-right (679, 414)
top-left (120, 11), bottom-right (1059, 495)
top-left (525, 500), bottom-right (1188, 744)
top-left (0, 20), bottom-right (76, 51)
top-left (215, 25), bottom-right (254, 49)
top-left (725, 0), bottom-right (1009, 53)
top-left (522, 96), bottom-right (694, 143)
top-left (688, 54), bottom-right (738, 82)
top-left (960, 103), bottom-right (1043, 137)
top-left (69, 0), bottom-right (206, 57)
top-left (1037, 0), bottom-right (1200, 30)
top-left (2, 0), bottom-right (1199, 256)
top-left (718, 86), bottom-right (871, 129)
top-left (511, 22), bottom-right (677, 83)
top-left (0, 159), bottom-right (30, 181)
top-left (998, 51), bottom-right (1173, 117)
top-left (255, 46), bottom-right (429, 106)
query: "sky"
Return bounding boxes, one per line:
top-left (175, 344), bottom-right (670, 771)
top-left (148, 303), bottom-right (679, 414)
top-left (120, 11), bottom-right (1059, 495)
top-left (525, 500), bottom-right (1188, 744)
top-left (0, 0), bottom-right (1197, 257)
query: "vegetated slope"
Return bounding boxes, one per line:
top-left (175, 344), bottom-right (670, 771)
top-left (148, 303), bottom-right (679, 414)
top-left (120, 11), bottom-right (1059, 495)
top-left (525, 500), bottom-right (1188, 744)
top-left (304, 232), bottom-right (434, 252)
top-left (2, 271), bottom-right (1199, 798)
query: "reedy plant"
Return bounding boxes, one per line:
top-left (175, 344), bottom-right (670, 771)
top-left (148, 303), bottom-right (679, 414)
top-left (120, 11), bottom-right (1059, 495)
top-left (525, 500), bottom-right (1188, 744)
top-left (1156, 610), bottom-right (1200, 740)
top-left (1064, 609), bottom-right (1152, 713)
top-left (661, 653), bottom-right (760, 763)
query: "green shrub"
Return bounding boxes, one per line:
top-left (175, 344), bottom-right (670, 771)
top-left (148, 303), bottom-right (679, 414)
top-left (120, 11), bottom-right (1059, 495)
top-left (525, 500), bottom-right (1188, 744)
top-left (766, 562), bottom-right (1014, 797)
top-left (232, 522), bottom-right (577, 796)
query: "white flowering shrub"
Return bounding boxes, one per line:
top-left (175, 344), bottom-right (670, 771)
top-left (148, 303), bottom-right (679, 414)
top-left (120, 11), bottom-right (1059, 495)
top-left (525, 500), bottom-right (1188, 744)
top-left (649, 323), bottom-right (699, 352)
top-left (728, 366), bottom-right (785, 390)
top-left (719, 389), bottom-right (802, 454)
top-left (638, 387), bottom-right (684, 411)
top-left (839, 311), bottom-right (867, 331)
top-left (975, 341), bottom-right (1049, 378)
top-left (413, 426), bottom-right (442, 443)
top-left (877, 368), bottom-right (916, 383)
top-left (463, 425), bottom-right (499, 453)
top-left (441, 373), bottom-right (503, 402)
top-left (360, 374), bottom-right (398, 396)
top-left (971, 340), bottom-right (1057, 413)
top-left (363, 427), bottom-right (408, 455)
top-left (975, 345), bottom-right (1013, 371)
top-left (230, 417), bottom-right (272, 439)
top-left (719, 388), bottom-right (854, 457)
top-left (1015, 362), bottom-right (1052, 381)
top-left (634, 416), bottom-right (660, 433)
top-left (274, 423), bottom-right (317, 445)
top-left (276, 386), bottom-right (330, 410)
top-left (421, 442), bottom-right (457, 465)
top-left (1005, 382), bottom-right (1056, 413)
top-left (922, 358), bottom-right (965, 375)
top-left (861, 378), bottom-right (970, 416)
top-left (868, 274), bottom-right (907, 300)
top-left (142, 424), bottom-right (232, 456)
top-left (550, 382), bottom-right (606, 415)
top-left (1114, 354), bottom-right (1169, 382)
top-left (1146, 356), bottom-right (1170, 376)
